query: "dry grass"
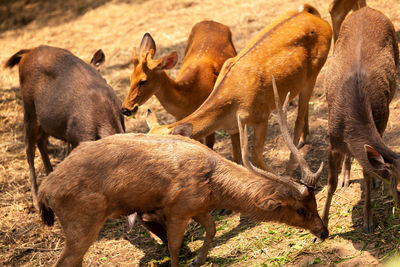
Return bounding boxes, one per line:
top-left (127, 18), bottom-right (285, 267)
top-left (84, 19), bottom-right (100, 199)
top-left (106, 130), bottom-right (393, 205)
top-left (1, 0), bottom-right (400, 266)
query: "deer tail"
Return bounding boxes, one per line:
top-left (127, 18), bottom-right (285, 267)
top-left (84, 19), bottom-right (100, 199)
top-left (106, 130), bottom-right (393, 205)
top-left (5, 49), bottom-right (31, 68)
top-left (38, 190), bottom-right (55, 227)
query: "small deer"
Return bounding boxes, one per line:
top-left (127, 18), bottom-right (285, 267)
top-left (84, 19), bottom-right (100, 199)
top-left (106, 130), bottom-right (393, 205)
top-left (149, 4), bottom-right (332, 173)
top-left (329, 0), bottom-right (366, 42)
top-left (321, 7), bottom-right (399, 233)
top-left (5, 45), bottom-right (125, 210)
top-left (38, 79), bottom-right (328, 266)
top-left (121, 20), bottom-right (236, 148)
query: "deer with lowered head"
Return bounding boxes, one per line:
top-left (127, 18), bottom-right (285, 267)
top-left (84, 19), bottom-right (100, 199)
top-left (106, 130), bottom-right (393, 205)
top-left (37, 78), bottom-right (328, 267)
top-left (5, 45), bottom-right (125, 210)
top-left (121, 20), bottom-right (236, 148)
top-left (149, 4), bottom-right (332, 172)
top-left (321, 7), bottom-right (399, 233)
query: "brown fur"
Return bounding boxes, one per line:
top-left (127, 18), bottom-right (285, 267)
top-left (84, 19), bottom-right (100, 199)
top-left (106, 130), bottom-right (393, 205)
top-left (321, 7), bottom-right (400, 233)
top-left (121, 20), bottom-right (236, 148)
top-left (149, 5), bottom-right (332, 173)
top-left (329, 0), bottom-right (366, 42)
top-left (5, 45), bottom-right (125, 210)
top-left (38, 133), bottom-right (327, 267)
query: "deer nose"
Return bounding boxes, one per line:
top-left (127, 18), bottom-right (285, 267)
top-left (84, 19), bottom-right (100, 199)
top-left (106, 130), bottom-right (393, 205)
top-left (121, 108), bottom-right (132, 117)
top-left (320, 228), bottom-right (329, 240)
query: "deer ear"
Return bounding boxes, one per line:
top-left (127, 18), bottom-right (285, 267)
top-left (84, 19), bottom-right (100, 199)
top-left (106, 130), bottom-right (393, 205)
top-left (90, 49), bottom-right (105, 68)
top-left (257, 198), bottom-right (282, 211)
top-left (140, 33), bottom-right (156, 58)
top-left (365, 145), bottom-right (386, 170)
top-left (158, 51), bottom-right (178, 70)
top-left (171, 123), bottom-right (193, 137)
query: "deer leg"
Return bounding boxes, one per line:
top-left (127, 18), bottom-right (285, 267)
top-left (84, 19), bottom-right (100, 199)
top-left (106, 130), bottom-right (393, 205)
top-left (189, 213), bottom-right (216, 267)
top-left (140, 211), bottom-right (168, 246)
top-left (166, 216), bottom-right (190, 267)
top-left (287, 79), bottom-right (315, 174)
top-left (55, 219), bottom-right (105, 267)
top-left (322, 148), bottom-right (343, 227)
top-left (251, 122), bottom-right (271, 172)
top-left (205, 133), bottom-right (215, 149)
top-left (230, 133), bottom-right (242, 165)
top-left (329, 0), bottom-right (357, 42)
top-left (338, 154), bottom-right (352, 188)
top-left (363, 171), bottom-right (375, 233)
top-left (37, 128), bottom-right (53, 175)
top-left (24, 112), bottom-right (40, 210)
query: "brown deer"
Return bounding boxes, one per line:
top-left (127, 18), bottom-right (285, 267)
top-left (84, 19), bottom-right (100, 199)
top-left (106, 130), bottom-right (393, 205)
top-left (5, 45), bottom-right (125, 210)
top-left (37, 82), bottom-right (328, 266)
top-left (121, 20), bottom-right (236, 148)
top-left (321, 7), bottom-right (399, 233)
top-left (329, 0), bottom-right (366, 42)
top-left (149, 4), bottom-right (332, 172)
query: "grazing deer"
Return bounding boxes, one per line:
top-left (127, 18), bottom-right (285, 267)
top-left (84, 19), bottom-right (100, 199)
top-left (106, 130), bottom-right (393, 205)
top-left (121, 20), bottom-right (236, 148)
top-left (321, 7), bottom-right (399, 233)
top-left (5, 45), bottom-right (125, 210)
top-left (37, 82), bottom-right (328, 266)
top-left (149, 4), bottom-right (332, 172)
top-left (329, 0), bottom-right (366, 42)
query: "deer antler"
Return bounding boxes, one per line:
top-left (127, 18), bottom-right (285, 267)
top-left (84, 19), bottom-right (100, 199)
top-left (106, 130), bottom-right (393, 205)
top-left (237, 113), bottom-right (308, 198)
top-left (271, 75), bottom-right (323, 187)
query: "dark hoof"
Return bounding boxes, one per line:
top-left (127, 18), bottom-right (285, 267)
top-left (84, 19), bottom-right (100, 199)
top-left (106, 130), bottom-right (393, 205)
top-left (363, 224), bottom-right (375, 234)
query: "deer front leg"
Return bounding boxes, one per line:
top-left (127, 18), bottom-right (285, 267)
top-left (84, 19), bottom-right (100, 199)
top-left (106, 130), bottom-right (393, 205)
top-left (363, 171), bottom-right (375, 233)
top-left (322, 148), bottom-right (343, 227)
top-left (166, 216), bottom-right (190, 267)
top-left (251, 122), bottom-right (272, 172)
top-left (230, 133), bottom-right (242, 164)
top-left (189, 213), bottom-right (216, 267)
top-left (287, 79), bottom-right (315, 174)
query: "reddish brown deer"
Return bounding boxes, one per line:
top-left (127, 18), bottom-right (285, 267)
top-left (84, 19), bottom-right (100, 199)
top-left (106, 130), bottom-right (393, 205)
top-left (321, 7), bottom-right (399, 233)
top-left (5, 45), bottom-right (125, 210)
top-left (329, 0), bottom-right (366, 42)
top-left (37, 84), bottom-right (328, 266)
top-left (121, 20), bottom-right (236, 148)
top-left (149, 4), bottom-right (332, 172)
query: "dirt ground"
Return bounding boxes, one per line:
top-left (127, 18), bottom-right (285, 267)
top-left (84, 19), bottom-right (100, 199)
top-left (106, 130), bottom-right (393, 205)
top-left (1, 0), bottom-right (400, 266)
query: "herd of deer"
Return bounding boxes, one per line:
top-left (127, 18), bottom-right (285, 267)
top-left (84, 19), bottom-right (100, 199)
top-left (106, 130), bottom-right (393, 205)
top-left (4, 0), bottom-right (400, 266)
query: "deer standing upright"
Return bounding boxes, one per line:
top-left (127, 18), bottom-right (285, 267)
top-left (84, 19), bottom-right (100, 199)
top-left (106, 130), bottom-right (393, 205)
top-left (5, 45), bottom-right (125, 209)
top-left (149, 4), bottom-right (332, 172)
top-left (121, 20), bottom-right (236, 148)
top-left (321, 7), bottom-right (399, 233)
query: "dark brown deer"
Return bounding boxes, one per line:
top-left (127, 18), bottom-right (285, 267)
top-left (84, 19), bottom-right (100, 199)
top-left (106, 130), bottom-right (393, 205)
top-left (121, 20), bottom-right (236, 148)
top-left (5, 45), bottom-right (125, 210)
top-left (329, 0), bottom-right (366, 42)
top-left (37, 83), bottom-right (328, 266)
top-left (321, 7), bottom-right (399, 233)
top-left (149, 4), bottom-right (332, 173)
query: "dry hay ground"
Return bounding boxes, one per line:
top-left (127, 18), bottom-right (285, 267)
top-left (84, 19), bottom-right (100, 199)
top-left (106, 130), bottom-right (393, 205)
top-left (1, 0), bottom-right (400, 266)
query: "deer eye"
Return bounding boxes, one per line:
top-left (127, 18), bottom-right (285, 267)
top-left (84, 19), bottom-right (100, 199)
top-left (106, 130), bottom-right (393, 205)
top-left (138, 80), bottom-right (147, 87)
top-left (297, 208), bottom-right (306, 216)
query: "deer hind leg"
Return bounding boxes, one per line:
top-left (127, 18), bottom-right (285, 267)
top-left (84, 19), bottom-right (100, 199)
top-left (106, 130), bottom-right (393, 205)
top-left (166, 216), bottom-right (190, 267)
top-left (189, 213), bottom-right (216, 267)
top-left (37, 127), bottom-right (53, 175)
top-left (251, 122), bottom-right (272, 172)
top-left (362, 171), bottom-right (375, 233)
top-left (329, 0), bottom-right (358, 42)
top-left (286, 79), bottom-right (315, 174)
top-left (322, 148), bottom-right (343, 227)
top-left (55, 211), bottom-right (106, 266)
top-left (338, 154), bottom-right (352, 188)
top-left (24, 109), bottom-right (40, 210)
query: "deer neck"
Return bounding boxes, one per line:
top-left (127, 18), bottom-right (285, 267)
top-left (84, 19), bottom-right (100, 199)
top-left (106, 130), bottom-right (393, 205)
top-left (153, 72), bottom-right (192, 119)
top-left (210, 161), bottom-right (290, 221)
